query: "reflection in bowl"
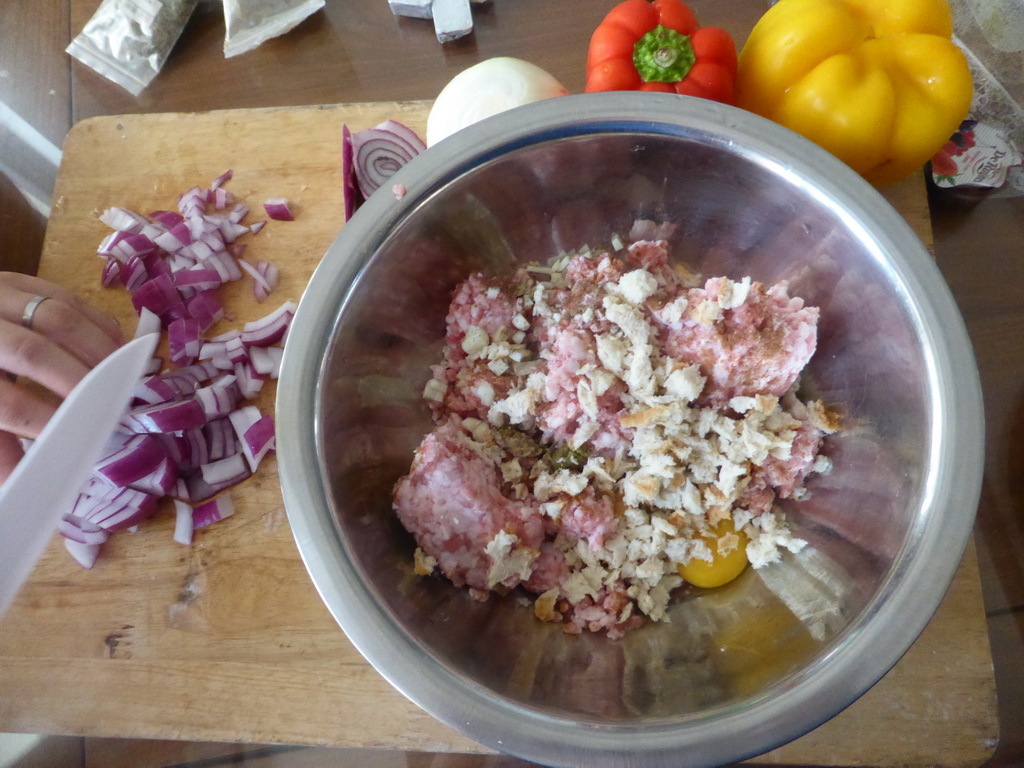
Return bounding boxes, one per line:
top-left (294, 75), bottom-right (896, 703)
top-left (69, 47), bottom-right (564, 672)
top-left (277, 93), bottom-right (983, 768)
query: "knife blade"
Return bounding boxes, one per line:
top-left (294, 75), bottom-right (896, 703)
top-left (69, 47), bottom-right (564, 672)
top-left (0, 332), bottom-right (158, 614)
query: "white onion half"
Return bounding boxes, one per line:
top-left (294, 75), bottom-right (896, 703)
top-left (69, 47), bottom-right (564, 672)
top-left (426, 57), bottom-right (569, 147)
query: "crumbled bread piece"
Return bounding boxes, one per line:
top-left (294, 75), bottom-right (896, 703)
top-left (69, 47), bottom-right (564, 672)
top-left (485, 531), bottom-right (536, 588)
top-left (461, 325), bottom-right (489, 357)
top-left (414, 547), bottom-right (437, 575)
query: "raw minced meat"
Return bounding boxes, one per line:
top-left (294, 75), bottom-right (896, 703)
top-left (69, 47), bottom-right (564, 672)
top-left (392, 228), bottom-right (839, 638)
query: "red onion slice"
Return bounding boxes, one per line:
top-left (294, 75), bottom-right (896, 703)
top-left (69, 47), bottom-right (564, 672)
top-left (342, 123), bottom-right (364, 222)
top-left (348, 119), bottom-right (426, 200)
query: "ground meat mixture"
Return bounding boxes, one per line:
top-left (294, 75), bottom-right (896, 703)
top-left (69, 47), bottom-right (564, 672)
top-left (393, 227), bottom-right (839, 638)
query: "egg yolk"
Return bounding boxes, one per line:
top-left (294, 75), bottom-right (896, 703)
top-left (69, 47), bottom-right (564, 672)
top-left (677, 520), bottom-right (749, 588)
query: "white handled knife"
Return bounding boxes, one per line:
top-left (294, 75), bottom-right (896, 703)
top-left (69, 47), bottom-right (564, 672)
top-left (0, 332), bottom-right (158, 614)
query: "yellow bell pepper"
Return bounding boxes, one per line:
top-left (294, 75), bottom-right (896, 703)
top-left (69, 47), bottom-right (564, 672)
top-left (735, 0), bottom-right (973, 185)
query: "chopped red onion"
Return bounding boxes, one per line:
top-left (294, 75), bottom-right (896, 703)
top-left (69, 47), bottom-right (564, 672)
top-left (195, 376), bottom-right (241, 420)
top-left (233, 361), bottom-right (265, 399)
top-left (59, 514), bottom-right (111, 547)
top-left (100, 206), bottom-right (149, 233)
top-left (154, 222), bottom-right (193, 252)
top-left (178, 186), bottom-right (207, 218)
top-left (239, 300), bottom-right (296, 346)
top-left (192, 495), bottom-right (235, 529)
top-left (94, 433), bottom-right (168, 486)
top-left (149, 210), bottom-right (184, 227)
top-left (131, 273), bottom-right (187, 324)
top-left (199, 453), bottom-right (250, 493)
top-left (122, 398), bottom-right (207, 434)
top-left (211, 169), bottom-right (233, 190)
top-left (134, 306), bottom-right (162, 339)
top-left (212, 187), bottom-right (234, 209)
top-left (101, 257), bottom-right (122, 287)
top-left (64, 538), bottom-right (101, 569)
top-left (81, 484), bottom-right (158, 531)
top-left (203, 417), bottom-right (239, 461)
top-left (238, 258), bottom-right (274, 302)
top-left (127, 454), bottom-right (180, 497)
top-left (98, 230), bottom-right (128, 258)
top-left (263, 198), bottom-right (294, 221)
top-left (79, 171), bottom-right (292, 568)
top-left (185, 289), bottom-right (225, 332)
top-left (168, 317), bottom-right (202, 366)
top-left (122, 255), bottom-right (148, 292)
top-left (173, 268), bottom-right (222, 292)
top-left (248, 346), bottom-right (283, 378)
top-left (228, 203), bottom-right (249, 223)
top-left (228, 406), bottom-right (276, 472)
top-left (176, 426), bottom-right (209, 471)
top-left (173, 499), bottom-right (194, 545)
top-left (219, 219), bottom-right (249, 244)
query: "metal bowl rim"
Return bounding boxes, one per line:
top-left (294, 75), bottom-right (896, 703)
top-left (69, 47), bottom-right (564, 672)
top-left (276, 92), bottom-right (984, 768)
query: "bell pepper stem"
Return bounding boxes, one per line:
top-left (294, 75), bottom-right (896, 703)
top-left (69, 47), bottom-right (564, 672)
top-left (634, 25), bottom-right (696, 83)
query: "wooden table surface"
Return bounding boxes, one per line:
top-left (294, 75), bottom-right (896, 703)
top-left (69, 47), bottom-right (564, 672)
top-left (0, 1), bottom-right (1022, 767)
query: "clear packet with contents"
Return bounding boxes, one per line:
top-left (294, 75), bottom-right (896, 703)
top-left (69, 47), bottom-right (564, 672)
top-left (66, 0), bottom-right (200, 96)
top-left (222, 0), bottom-right (326, 59)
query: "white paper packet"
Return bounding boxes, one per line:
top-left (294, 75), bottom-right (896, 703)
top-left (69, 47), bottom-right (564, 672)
top-left (66, 0), bottom-right (199, 96)
top-left (222, 0), bottom-right (326, 58)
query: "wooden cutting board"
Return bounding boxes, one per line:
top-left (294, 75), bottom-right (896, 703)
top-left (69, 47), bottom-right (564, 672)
top-left (0, 103), bottom-right (998, 767)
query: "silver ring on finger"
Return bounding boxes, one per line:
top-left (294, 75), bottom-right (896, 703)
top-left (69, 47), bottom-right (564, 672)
top-left (21, 295), bottom-right (50, 330)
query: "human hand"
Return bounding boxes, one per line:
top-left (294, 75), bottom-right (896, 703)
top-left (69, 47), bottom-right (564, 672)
top-left (0, 272), bottom-right (124, 483)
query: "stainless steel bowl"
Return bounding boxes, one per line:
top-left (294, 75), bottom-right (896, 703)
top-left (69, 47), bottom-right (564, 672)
top-left (277, 93), bottom-right (984, 768)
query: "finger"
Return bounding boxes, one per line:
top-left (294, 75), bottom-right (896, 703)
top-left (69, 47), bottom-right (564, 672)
top-left (21, 295), bottom-right (121, 369)
top-left (0, 430), bottom-right (26, 485)
top-left (0, 376), bottom-right (60, 440)
top-left (0, 272), bottom-right (124, 347)
top-left (0, 318), bottom-right (91, 398)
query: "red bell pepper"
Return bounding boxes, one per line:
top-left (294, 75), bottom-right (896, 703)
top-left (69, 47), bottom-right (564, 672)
top-left (585, 0), bottom-right (737, 104)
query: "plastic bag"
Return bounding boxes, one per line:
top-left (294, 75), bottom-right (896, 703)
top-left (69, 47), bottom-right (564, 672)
top-left (223, 0), bottom-right (326, 58)
top-left (66, 0), bottom-right (199, 96)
